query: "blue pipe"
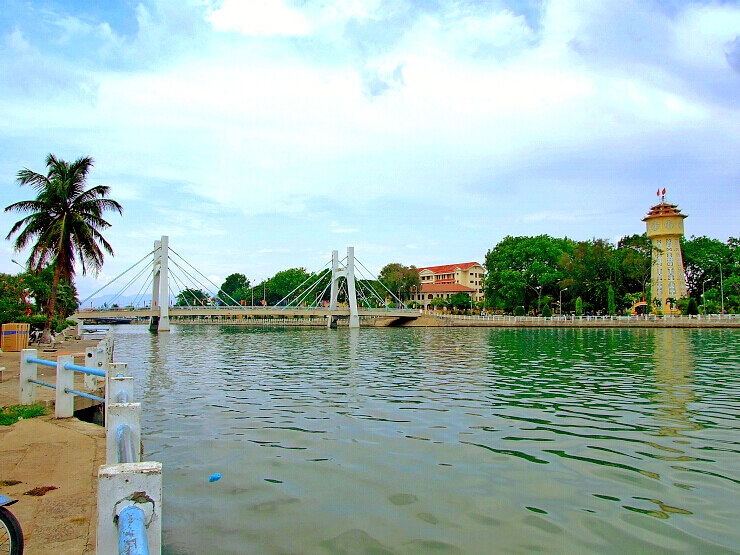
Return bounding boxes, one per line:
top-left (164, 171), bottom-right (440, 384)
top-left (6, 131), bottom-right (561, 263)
top-left (117, 424), bottom-right (137, 463)
top-left (118, 505), bottom-right (149, 555)
top-left (64, 388), bottom-right (105, 403)
top-left (25, 357), bottom-right (56, 368)
top-left (64, 362), bottom-right (106, 377)
top-left (28, 378), bottom-right (56, 389)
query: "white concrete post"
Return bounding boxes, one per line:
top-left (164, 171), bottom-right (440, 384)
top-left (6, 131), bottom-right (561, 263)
top-left (158, 235), bottom-right (170, 332)
top-left (20, 348), bottom-right (37, 405)
top-left (106, 403), bottom-right (141, 465)
top-left (105, 362), bottom-right (129, 428)
top-left (55, 354), bottom-right (75, 418)
top-left (97, 461), bottom-right (162, 555)
top-left (84, 347), bottom-right (100, 390)
top-left (347, 246), bottom-right (359, 328)
top-left (108, 376), bottom-right (134, 412)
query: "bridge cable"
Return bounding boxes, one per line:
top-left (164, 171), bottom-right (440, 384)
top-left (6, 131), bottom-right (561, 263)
top-left (355, 258), bottom-right (407, 308)
top-left (103, 258), bottom-right (155, 309)
top-left (78, 249), bottom-right (156, 307)
top-left (352, 265), bottom-right (391, 308)
top-left (167, 255), bottom-right (231, 307)
top-left (131, 265), bottom-right (157, 308)
top-left (276, 260), bottom-right (331, 307)
top-left (168, 265), bottom-right (202, 306)
top-left (353, 267), bottom-right (389, 308)
top-left (283, 268), bottom-right (331, 309)
top-left (168, 248), bottom-right (241, 308)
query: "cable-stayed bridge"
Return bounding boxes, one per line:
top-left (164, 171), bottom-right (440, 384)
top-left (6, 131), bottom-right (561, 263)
top-left (74, 236), bottom-right (419, 330)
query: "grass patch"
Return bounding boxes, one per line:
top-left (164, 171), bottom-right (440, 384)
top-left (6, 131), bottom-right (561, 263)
top-left (0, 403), bottom-right (47, 426)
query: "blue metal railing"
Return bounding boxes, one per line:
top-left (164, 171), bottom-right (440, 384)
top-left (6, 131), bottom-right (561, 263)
top-left (26, 356), bottom-right (57, 368)
top-left (65, 388), bottom-right (105, 403)
top-left (118, 505), bottom-right (149, 555)
top-left (24, 356), bottom-right (106, 403)
top-left (28, 378), bottom-right (56, 389)
top-left (64, 362), bottom-right (106, 377)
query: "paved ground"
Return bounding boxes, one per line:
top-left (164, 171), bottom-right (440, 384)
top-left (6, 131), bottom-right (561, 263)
top-left (1, 337), bottom-right (106, 554)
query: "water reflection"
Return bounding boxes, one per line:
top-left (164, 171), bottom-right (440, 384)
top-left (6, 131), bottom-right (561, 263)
top-left (108, 325), bottom-right (740, 554)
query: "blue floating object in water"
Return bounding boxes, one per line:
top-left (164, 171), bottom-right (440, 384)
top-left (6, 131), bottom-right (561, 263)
top-left (209, 473), bottom-right (222, 482)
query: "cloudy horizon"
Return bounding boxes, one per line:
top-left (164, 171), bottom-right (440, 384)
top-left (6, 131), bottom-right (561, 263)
top-left (1, 0), bottom-right (738, 299)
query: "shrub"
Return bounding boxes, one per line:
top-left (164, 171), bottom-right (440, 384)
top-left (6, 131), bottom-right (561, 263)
top-left (0, 404), bottom-right (46, 426)
top-left (541, 304), bottom-right (553, 317)
top-left (687, 298), bottom-right (699, 315)
top-left (514, 306), bottom-right (525, 316)
top-left (575, 297), bottom-right (583, 316)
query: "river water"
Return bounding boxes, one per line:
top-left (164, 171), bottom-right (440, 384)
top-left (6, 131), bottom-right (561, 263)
top-left (111, 325), bottom-right (740, 554)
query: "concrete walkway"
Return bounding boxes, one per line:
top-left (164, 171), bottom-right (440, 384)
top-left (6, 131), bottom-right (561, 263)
top-left (1, 338), bottom-right (106, 554)
top-left (0, 416), bottom-right (105, 554)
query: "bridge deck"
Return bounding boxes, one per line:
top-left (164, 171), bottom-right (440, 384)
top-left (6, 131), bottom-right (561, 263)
top-left (74, 307), bottom-right (420, 320)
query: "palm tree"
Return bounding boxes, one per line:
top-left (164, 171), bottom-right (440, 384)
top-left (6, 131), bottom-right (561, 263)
top-left (5, 154), bottom-right (122, 342)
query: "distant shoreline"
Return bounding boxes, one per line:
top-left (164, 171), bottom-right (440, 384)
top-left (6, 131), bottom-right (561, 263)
top-left (115, 314), bottom-right (740, 329)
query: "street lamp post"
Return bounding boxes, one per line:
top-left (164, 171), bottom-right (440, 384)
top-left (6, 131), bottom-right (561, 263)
top-left (559, 287), bottom-right (568, 315)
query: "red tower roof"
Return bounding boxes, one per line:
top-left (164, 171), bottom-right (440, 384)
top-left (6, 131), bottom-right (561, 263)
top-left (642, 201), bottom-right (687, 221)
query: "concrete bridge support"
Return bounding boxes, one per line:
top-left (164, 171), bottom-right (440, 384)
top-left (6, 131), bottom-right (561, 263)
top-left (148, 236), bottom-right (170, 333)
top-left (327, 247), bottom-right (359, 329)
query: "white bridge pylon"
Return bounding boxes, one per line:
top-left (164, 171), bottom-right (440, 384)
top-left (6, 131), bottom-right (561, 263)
top-left (149, 236), bottom-right (170, 332)
top-left (328, 247), bottom-right (359, 329)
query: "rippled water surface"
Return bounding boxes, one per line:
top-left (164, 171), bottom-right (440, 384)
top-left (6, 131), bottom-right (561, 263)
top-left (112, 325), bottom-right (740, 554)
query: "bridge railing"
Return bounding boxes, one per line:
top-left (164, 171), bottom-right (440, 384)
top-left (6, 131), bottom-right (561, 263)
top-left (21, 349), bottom-right (106, 418)
top-left (433, 312), bottom-right (740, 323)
top-left (98, 360), bottom-right (162, 555)
top-left (19, 334), bottom-right (162, 554)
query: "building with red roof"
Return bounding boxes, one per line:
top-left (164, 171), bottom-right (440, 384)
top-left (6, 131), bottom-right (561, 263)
top-left (411, 262), bottom-right (485, 309)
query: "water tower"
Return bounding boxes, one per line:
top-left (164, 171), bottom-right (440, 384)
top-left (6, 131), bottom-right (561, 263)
top-left (643, 190), bottom-right (688, 313)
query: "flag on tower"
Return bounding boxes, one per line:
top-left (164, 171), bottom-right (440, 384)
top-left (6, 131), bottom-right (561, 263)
top-left (662, 188), bottom-right (666, 195)
top-left (657, 189), bottom-right (660, 196)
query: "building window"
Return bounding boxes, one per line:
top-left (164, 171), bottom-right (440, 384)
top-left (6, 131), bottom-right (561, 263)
top-left (669, 282), bottom-right (677, 295)
top-left (658, 268), bottom-right (663, 281)
top-left (667, 253), bottom-right (674, 267)
top-left (668, 268), bottom-right (675, 280)
top-left (667, 239), bottom-right (673, 251)
top-left (657, 255), bottom-right (662, 266)
top-left (657, 282), bottom-right (663, 295)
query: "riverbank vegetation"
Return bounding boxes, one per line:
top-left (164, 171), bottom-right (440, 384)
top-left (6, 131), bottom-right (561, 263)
top-left (484, 234), bottom-right (739, 315)
top-left (0, 403), bottom-right (46, 426)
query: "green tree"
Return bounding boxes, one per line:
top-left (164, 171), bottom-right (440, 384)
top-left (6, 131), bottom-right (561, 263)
top-left (484, 235), bottom-right (570, 313)
top-left (378, 263), bottom-right (420, 302)
top-left (617, 233), bottom-right (652, 303)
top-left (5, 154), bottom-right (122, 342)
top-left (0, 273), bottom-right (32, 324)
top-left (259, 268), bottom-right (313, 305)
top-left (541, 304), bottom-right (553, 317)
top-left (448, 292), bottom-right (472, 310)
top-left (175, 288), bottom-right (208, 306)
top-left (686, 297), bottom-right (699, 315)
top-left (219, 273), bottom-right (250, 304)
top-left (430, 297), bottom-right (449, 310)
top-left (575, 296), bottom-right (583, 316)
top-left (607, 285), bottom-right (616, 315)
top-left (681, 235), bottom-right (731, 300)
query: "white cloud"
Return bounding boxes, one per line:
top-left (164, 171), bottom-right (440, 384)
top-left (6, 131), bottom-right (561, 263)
top-left (207, 0), bottom-right (312, 36)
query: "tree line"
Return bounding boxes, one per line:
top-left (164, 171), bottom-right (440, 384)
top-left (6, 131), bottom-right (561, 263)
top-left (483, 234), bottom-right (739, 315)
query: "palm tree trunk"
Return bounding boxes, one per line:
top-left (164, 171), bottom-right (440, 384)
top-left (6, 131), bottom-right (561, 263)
top-left (40, 263), bottom-right (62, 343)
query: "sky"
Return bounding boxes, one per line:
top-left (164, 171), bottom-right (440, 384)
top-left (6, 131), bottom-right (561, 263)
top-left (0, 0), bottom-right (739, 301)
